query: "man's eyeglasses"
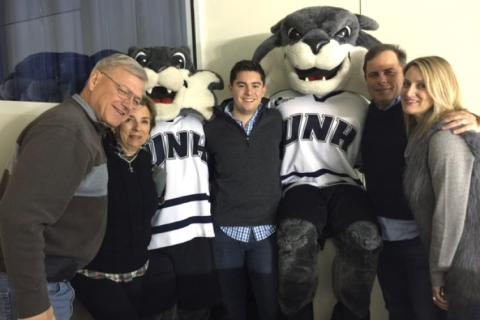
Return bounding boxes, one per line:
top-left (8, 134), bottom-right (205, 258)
top-left (100, 71), bottom-right (142, 109)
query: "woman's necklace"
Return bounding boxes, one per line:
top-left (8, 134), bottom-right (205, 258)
top-left (116, 145), bottom-right (139, 173)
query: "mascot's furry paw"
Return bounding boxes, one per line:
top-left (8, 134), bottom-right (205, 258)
top-left (277, 218), bottom-right (319, 314)
top-left (253, 6), bottom-right (380, 97)
top-left (332, 221), bottom-right (381, 318)
top-left (128, 46), bottom-right (223, 121)
top-left (339, 221), bottom-right (381, 252)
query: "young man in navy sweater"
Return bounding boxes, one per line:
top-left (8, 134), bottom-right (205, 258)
top-left (205, 60), bottom-right (282, 320)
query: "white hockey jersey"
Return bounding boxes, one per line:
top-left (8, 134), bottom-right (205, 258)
top-left (274, 91), bottom-right (368, 191)
top-left (148, 114), bottom-right (214, 249)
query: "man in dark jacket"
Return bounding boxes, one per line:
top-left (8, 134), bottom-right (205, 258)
top-left (204, 60), bottom-right (282, 320)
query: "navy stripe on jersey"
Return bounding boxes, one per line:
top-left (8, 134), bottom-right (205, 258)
top-left (158, 193), bottom-right (210, 210)
top-left (281, 168), bottom-right (363, 186)
top-left (151, 215), bottom-right (213, 234)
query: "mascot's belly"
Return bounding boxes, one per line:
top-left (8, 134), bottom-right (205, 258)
top-left (276, 91), bottom-right (368, 191)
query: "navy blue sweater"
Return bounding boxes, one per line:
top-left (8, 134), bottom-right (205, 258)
top-left (361, 100), bottom-right (413, 220)
top-left (204, 100), bottom-right (282, 226)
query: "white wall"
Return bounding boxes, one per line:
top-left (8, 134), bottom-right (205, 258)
top-left (0, 101), bottom-right (54, 171)
top-left (362, 0), bottom-right (480, 113)
top-left (194, 0), bottom-right (479, 113)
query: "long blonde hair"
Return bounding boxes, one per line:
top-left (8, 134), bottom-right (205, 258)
top-left (403, 56), bottom-right (463, 137)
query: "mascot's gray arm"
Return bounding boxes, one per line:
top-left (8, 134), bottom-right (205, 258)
top-left (152, 164), bottom-right (166, 196)
top-left (252, 35), bottom-right (279, 62)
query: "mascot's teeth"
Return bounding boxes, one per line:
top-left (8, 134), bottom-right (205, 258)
top-left (296, 63), bottom-right (343, 82)
top-left (147, 88), bottom-right (152, 94)
top-left (167, 89), bottom-right (172, 94)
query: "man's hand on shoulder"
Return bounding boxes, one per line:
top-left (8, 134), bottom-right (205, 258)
top-left (441, 109), bottom-right (480, 134)
top-left (19, 306), bottom-right (55, 320)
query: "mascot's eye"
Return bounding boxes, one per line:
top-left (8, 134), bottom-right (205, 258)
top-left (134, 51), bottom-right (149, 66)
top-left (334, 26), bottom-right (351, 40)
top-left (171, 52), bottom-right (187, 69)
top-left (287, 27), bottom-right (302, 41)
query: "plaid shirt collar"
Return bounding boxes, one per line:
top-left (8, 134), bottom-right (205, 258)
top-left (224, 102), bottom-right (262, 136)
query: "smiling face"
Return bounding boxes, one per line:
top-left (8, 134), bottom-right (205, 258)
top-left (365, 50), bottom-right (404, 108)
top-left (230, 71), bottom-right (266, 121)
top-left (401, 66), bottom-right (434, 120)
top-left (116, 105), bottom-right (152, 156)
top-left (87, 67), bottom-right (145, 127)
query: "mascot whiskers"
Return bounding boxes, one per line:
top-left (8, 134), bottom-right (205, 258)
top-left (253, 6), bottom-right (382, 320)
top-left (129, 46), bottom-right (223, 319)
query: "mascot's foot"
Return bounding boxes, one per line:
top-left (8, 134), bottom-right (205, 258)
top-left (141, 305), bottom-right (176, 320)
top-left (331, 302), bottom-right (370, 320)
top-left (278, 219), bottom-right (319, 315)
top-left (279, 302), bottom-right (314, 320)
top-left (177, 307), bottom-right (211, 320)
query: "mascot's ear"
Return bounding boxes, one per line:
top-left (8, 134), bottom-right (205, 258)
top-left (355, 14), bottom-right (381, 49)
top-left (128, 46), bottom-right (139, 56)
top-left (355, 14), bottom-right (379, 31)
top-left (180, 46), bottom-right (191, 55)
top-left (208, 73), bottom-right (224, 92)
top-left (270, 19), bottom-right (283, 37)
top-left (252, 19), bottom-right (283, 63)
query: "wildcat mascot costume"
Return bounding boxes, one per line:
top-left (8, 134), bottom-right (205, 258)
top-left (129, 46), bottom-right (223, 319)
top-left (253, 7), bottom-right (382, 320)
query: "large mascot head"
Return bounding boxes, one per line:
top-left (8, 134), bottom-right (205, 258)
top-left (253, 6), bottom-right (380, 97)
top-left (128, 46), bottom-right (223, 121)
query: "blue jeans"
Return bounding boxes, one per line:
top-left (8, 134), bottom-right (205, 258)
top-left (0, 272), bottom-right (75, 320)
top-left (213, 228), bottom-right (278, 320)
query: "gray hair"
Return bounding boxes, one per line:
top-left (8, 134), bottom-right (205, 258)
top-left (93, 53), bottom-right (147, 82)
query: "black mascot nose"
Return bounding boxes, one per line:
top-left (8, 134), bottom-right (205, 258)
top-left (303, 38), bottom-right (329, 55)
